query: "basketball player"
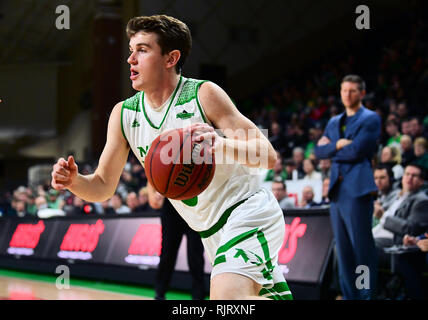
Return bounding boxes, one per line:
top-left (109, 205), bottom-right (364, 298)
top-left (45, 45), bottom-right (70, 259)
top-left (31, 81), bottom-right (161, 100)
top-left (51, 15), bottom-right (291, 300)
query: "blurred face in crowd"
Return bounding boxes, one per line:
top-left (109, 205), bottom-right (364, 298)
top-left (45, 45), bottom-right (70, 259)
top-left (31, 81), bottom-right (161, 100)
top-left (110, 194), bottom-right (123, 209)
top-left (410, 118), bottom-right (423, 137)
top-left (414, 143), bottom-right (426, 157)
top-left (303, 159), bottom-right (315, 174)
top-left (402, 165), bottom-right (424, 193)
top-left (386, 122), bottom-right (399, 137)
top-left (273, 157), bottom-right (283, 173)
top-left (319, 159), bottom-right (331, 172)
top-left (292, 150), bottom-right (304, 166)
top-left (272, 182), bottom-right (287, 202)
top-left (126, 192), bottom-right (139, 210)
top-left (340, 81), bottom-right (364, 109)
top-left (73, 196), bottom-right (84, 208)
top-left (374, 168), bottom-right (391, 194)
top-left (381, 146), bottom-right (393, 163)
top-left (400, 135), bottom-right (412, 151)
top-left (271, 122), bottom-right (280, 136)
top-left (302, 186), bottom-right (314, 202)
top-left (15, 201), bottom-right (26, 213)
top-left (397, 103), bottom-right (408, 118)
top-left (401, 120), bottom-right (411, 136)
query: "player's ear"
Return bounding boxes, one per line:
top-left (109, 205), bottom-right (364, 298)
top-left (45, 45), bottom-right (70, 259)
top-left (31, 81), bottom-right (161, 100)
top-left (165, 50), bottom-right (181, 69)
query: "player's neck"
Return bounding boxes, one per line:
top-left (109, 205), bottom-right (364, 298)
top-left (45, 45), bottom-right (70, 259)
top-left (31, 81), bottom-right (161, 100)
top-left (145, 74), bottom-right (181, 109)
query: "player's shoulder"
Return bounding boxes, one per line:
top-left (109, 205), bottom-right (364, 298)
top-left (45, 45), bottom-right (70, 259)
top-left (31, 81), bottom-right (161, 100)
top-left (122, 91), bottom-right (142, 112)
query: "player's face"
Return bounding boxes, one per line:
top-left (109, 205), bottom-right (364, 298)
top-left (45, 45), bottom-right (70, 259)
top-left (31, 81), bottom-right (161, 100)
top-left (127, 32), bottom-right (167, 91)
top-left (340, 82), bottom-right (365, 109)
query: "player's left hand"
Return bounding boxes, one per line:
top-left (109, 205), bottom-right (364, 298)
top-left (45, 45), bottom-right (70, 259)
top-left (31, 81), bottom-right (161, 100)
top-left (184, 123), bottom-right (224, 154)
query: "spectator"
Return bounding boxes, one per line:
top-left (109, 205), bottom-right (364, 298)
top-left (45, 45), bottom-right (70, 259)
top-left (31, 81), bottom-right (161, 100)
top-left (137, 186), bottom-right (150, 212)
top-left (46, 189), bottom-right (65, 210)
top-left (318, 158), bottom-right (332, 180)
top-left (320, 178), bottom-right (330, 205)
top-left (385, 119), bottom-right (402, 151)
top-left (263, 152), bottom-right (288, 182)
top-left (303, 159), bottom-right (322, 180)
top-left (409, 116), bottom-right (424, 139)
top-left (269, 122), bottom-right (286, 156)
top-left (380, 146), bottom-right (404, 180)
top-left (283, 158), bottom-right (301, 180)
top-left (373, 164), bottom-right (400, 227)
top-left (14, 200), bottom-right (27, 217)
top-left (401, 118), bottom-right (412, 136)
top-left (400, 135), bottom-right (416, 167)
top-left (304, 126), bottom-right (323, 159)
top-left (126, 191), bottom-right (140, 213)
top-left (35, 195), bottom-right (65, 218)
top-left (292, 147), bottom-right (305, 178)
top-left (110, 193), bottom-right (131, 214)
top-left (299, 186), bottom-right (320, 208)
top-left (378, 164), bottom-right (428, 247)
top-left (100, 198), bottom-right (115, 215)
top-left (271, 179), bottom-right (295, 210)
top-left (414, 137), bottom-right (428, 171)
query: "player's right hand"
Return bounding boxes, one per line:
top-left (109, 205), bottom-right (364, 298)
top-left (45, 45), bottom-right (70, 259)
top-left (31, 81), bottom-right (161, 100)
top-left (51, 155), bottom-right (78, 190)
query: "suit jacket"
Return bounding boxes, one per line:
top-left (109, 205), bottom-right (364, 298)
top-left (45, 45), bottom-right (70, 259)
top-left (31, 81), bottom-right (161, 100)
top-left (384, 190), bottom-right (428, 245)
top-left (314, 106), bottom-right (381, 198)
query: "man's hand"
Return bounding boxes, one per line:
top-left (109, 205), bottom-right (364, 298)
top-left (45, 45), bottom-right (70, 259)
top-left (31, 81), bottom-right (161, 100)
top-left (51, 155), bottom-right (78, 190)
top-left (317, 136), bottom-right (331, 146)
top-left (417, 237), bottom-right (428, 252)
top-left (336, 139), bottom-right (353, 150)
top-left (403, 234), bottom-right (418, 246)
top-left (373, 201), bottom-right (384, 219)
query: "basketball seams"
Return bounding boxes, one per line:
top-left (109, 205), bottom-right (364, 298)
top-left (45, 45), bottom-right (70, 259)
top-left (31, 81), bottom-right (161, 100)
top-left (163, 131), bottom-right (192, 196)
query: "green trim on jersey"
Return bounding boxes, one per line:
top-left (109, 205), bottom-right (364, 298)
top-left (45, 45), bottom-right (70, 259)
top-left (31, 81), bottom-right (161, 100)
top-left (123, 92), bottom-right (142, 112)
top-left (195, 80), bottom-right (208, 123)
top-left (120, 101), bottom-right (127, 142)
top-left (175, 78), bottom-right (207, 106)
top-left (142, 76), bottom-right (183, 129)
top-left (198, 197), bottom-right (249, 239)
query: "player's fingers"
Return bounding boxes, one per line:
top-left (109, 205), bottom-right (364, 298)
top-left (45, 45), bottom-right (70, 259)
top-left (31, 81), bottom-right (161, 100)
top-left (195, 131), bottom-right (215, 143)
top-left (52, 172), bottom-right (69, 182)
top-left (68, 155), bottom-right (77, 170)
top-left (58, 157), bottom-right (68, 167)
top-left (53, 163), bottom-right (70, 176)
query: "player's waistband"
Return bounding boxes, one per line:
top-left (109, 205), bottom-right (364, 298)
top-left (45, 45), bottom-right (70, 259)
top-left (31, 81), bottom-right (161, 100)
top-left (198, 189), bottom-right (262, 238)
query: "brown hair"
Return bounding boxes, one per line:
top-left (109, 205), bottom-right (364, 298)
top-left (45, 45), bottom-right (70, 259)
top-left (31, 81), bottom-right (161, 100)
top-left (126, 15), bottom-right (192, 74)
top-left (341, 74), bottom-right (366, 91)
top-left (414, 137), bottom-right (428, 150)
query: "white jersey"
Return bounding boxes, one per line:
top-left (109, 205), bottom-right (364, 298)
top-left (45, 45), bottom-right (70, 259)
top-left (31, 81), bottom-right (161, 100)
top-left (121, 76), bottom-right (262, 232)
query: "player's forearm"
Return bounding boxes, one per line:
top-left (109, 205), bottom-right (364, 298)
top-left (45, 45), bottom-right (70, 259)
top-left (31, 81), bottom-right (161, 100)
top-left (219, 137), bottom-right (276, 169)
top-left (67, 173), bottom-right (116, 203)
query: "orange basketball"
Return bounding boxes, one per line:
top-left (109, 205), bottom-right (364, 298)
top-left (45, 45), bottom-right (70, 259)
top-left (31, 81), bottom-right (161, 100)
top-left (144, 128), bottom-right (215, 200)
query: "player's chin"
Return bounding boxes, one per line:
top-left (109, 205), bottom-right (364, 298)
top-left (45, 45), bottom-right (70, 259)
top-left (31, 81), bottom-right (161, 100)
top-left (131, 79), bottom-right (143, 91)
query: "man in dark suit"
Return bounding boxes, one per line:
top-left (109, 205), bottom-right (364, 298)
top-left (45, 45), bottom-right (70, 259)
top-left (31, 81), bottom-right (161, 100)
top-left (315, 75), bottom-right (381, 300)
top-left (384, 164), bottom-right (428, 299)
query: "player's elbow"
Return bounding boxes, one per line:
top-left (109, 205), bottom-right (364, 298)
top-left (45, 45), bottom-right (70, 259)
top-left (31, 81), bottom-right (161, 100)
top-left (267, 149), bottom-right (277, 169)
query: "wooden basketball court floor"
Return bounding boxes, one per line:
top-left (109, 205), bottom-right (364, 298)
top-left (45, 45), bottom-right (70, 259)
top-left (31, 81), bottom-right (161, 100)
top-left (0, 268), bottom-right (192, 300)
